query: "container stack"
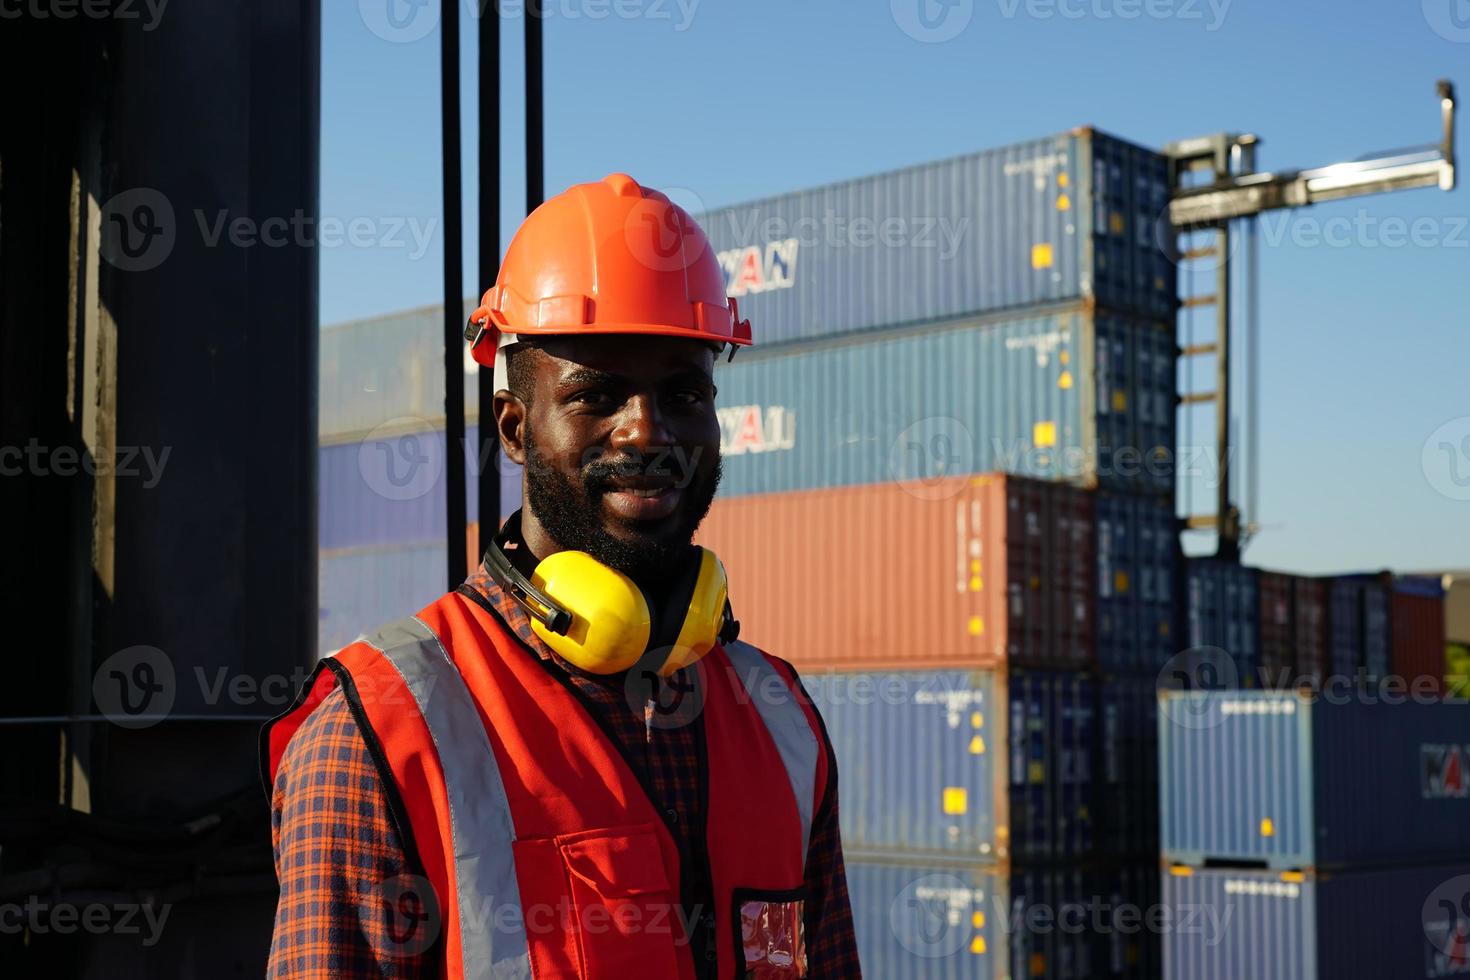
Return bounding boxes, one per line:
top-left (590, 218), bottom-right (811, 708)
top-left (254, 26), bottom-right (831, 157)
top-left (694, 128), bottom-right (1177, 977)
top-left (1158, 689), bottom-right (1470, 979)
top-left (317, 304), bottom-right (521, 653)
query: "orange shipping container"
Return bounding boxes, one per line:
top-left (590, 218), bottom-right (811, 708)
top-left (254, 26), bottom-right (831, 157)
top-left (696, 474), bottom-right (1094, 673)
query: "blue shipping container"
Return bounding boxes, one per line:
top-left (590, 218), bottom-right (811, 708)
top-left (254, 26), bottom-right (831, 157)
top-left (846, 857), bottom-right (1100, 980)
top-left (1184, 558), bottom-right (1260, 686)
top-left (713, 308), bottom-right (1176, 499)
top-left (1163, 864), bottom-right (1470, 980)
top-left (318, 541), bottom-right (449, 654)
top-left (1159, 689), bottom-right (1470, 867)
top-left (806, 669), bottom-right (1095, 862)
top-left (699, 129), bottom-right (1174, 348)
top-left (1096, 492), bottom-right (1178, 673)
top-left (1328, 574), bottom-right (1391, 682)
top-left (320, 423), bottom-right (522, 550)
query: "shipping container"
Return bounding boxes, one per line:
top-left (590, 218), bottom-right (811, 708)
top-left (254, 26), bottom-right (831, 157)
top-left (320, 298), bottom-right (480, 439)
top-left (712, 308), bottom-right (1175, 500)
top-left (1446, 570), bottom-right (1470, 642)
top-left (1098, 676), bottom-right (1159, 857)
top-left (1094, 863), bottom-right (1161, 980)
top-left (1391, 575), bottom-right (1447, 693)
top-left (698, 129), bottom-right (1175, 349)
top-left (1096, 492), bottom-right (1177, 674)
top-left (1162, 864), bottom-right (1470, 980)
top-left (1183, 559), bottom-right (1260, 687)
top-left (1159, 689), bottom-right (1470, 868)
top-left (1327, 574), bottom-right (1390, 684)
top-left (319, 541), bottom-right (450, 654)
top-left (845, 857), bottom-right (1101, 980)
top-left (319, 422), bottom-right (522, 550)
top-left (1256, 572), bottom-right (1328, 688)
top-left (697, 475), bottom-right (1094, 672)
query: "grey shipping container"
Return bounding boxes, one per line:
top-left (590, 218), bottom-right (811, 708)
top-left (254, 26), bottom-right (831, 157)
top-left (1159, 689), bottom-right (1470, 868)
top-left (846, 857), bottom-right (1100, 980)
top-left (319, 541), bottom-right (449, 654)
top-left (805, 668), bottom-right (1095, 863)
top-left (712, 307), bottom-right (1176, 499)
top-left (1183, 559), bottom-right (1260, 687)
top-left (1096, 492), bottom-right (1178, 674)
top-left (698, 128), bottom-right (1175, 348)
top-left (1163, 864), bottom-right (1470, 980)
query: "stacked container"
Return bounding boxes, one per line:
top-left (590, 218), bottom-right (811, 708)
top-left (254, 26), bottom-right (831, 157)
top-left (1159, 689), bottom-right (1470, 978)
top-left (694, 128), bottom-right (1178, 977)
top-left (318, 305), bottom-right (522, 654)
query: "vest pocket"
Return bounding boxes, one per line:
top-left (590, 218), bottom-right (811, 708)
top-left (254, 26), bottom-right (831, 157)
top-left (557, 826), bottom-right (683, 979)
top-left (732, 887), bottom-right (808, 977)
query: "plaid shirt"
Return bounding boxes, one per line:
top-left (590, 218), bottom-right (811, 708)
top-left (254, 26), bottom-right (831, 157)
top-left (268, 562), bottom-right (859, 977)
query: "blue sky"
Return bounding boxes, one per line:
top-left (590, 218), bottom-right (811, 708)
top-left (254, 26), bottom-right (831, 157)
top-left (321, 0), bottom-right (1469, 574)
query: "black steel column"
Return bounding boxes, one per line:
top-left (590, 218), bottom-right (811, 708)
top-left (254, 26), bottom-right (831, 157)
top-left (477, 2), bottom-right (502, 553)
top-left (443, 0), bottom-right (468, 587)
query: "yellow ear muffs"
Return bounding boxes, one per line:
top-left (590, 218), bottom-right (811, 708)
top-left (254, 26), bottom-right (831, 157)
top-left (523, 547), bottom-right (729, 677)
top-left (528, 551), bottom-right (652, 674)
top-left (661, 549), bottom-right (730, 676)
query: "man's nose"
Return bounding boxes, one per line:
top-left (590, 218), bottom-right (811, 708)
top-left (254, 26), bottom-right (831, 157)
top-left (609, 393), bottom-right (674, 454)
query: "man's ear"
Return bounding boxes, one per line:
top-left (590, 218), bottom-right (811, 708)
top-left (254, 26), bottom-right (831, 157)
top-left (494, 390), bottom-right (527, 465)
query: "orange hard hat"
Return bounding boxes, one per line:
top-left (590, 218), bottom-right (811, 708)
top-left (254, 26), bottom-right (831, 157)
top-left (464, 173), bottom-right (751, 369)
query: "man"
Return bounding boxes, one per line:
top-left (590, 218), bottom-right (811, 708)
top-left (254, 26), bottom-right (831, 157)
top-left (263, 174), bottom-right (858, 978)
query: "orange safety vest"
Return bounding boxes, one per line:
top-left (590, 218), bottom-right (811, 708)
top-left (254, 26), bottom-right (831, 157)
top-left (263, 585), bottom-right (828, 979)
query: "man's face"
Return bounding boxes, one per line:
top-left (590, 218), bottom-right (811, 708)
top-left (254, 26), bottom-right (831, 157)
top-left (494, 334), bottom-right (723, 584)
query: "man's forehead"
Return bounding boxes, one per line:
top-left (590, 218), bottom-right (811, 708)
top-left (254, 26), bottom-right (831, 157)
top-left (531, 335), bottom-right (718, 381)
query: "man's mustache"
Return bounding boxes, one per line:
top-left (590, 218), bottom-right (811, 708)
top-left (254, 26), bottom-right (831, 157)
top-left (578, 447), bottom-right (708, 491)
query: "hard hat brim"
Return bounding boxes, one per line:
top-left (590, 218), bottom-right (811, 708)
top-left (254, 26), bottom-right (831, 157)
top-left (498, 322), bottom-right (753, 346)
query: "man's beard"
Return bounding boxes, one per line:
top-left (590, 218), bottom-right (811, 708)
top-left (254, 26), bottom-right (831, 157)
top-left (523, 428), bottom-right (722, 586)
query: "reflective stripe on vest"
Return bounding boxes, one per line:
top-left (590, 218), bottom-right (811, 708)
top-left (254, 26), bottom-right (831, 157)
top-left (357, 616), bottom-right (531, 980)
top-left (723, 640), bottom-right (819, 867)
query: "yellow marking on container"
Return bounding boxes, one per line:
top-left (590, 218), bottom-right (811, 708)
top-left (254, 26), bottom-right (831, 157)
top-left (1056, 193), bottom-right (1071, 212)
top-left (1031, 243), bottom-right (1053, 269)
top-left (1114, 570), bottom-right (1130, 593)
top-left (970, 935), bottom-right (987, 954)
top-left (1033, 421), bottom-right (1058, 448)
top-left (972, 911), bottom-right (986, 928)
top-left (1031, 952), bottom-right (1047, 976)
top-left (1057, 172), bottom-right (1069, 188)
top-left (1028, 761), bottom-right (1045, 784)
top-left (970, 558), bottom-right (982, 573)
top-left (968, 616), bottom-right (984, 637)
top-left (1057, 370), bottom-right (1073, 390)
top-left (969, 576), bottom-right (983, 592)
top-left (1112, 390), bottom-right (1127, 412)
top-left (1059, 349), bottom-right (1070, 365)
top-left (1169, 865), bottom-right (1193, 877)
top-left (1281, 871), bottom-right (1305, 883)
top-left (969, 735), bottom-right (986, 755)
top-left (943, 787), bottom-right (968, 815)
top-left (1109, 212), bottom-right (1125, 234)
top-left (1154, 275), bottom-right (1165, 291)
top-left (1260, 817), bottom-right (1275, 838)
top-left (1159, 621), bottom-right (1171, 637)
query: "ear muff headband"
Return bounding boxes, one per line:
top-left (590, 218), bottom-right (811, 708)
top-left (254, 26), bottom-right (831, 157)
top-left (484, 537), bottom-right (732, 677)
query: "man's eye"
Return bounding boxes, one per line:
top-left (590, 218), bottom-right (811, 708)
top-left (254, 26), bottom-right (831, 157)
top-left (572, 391), bottom-right (613, 406)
